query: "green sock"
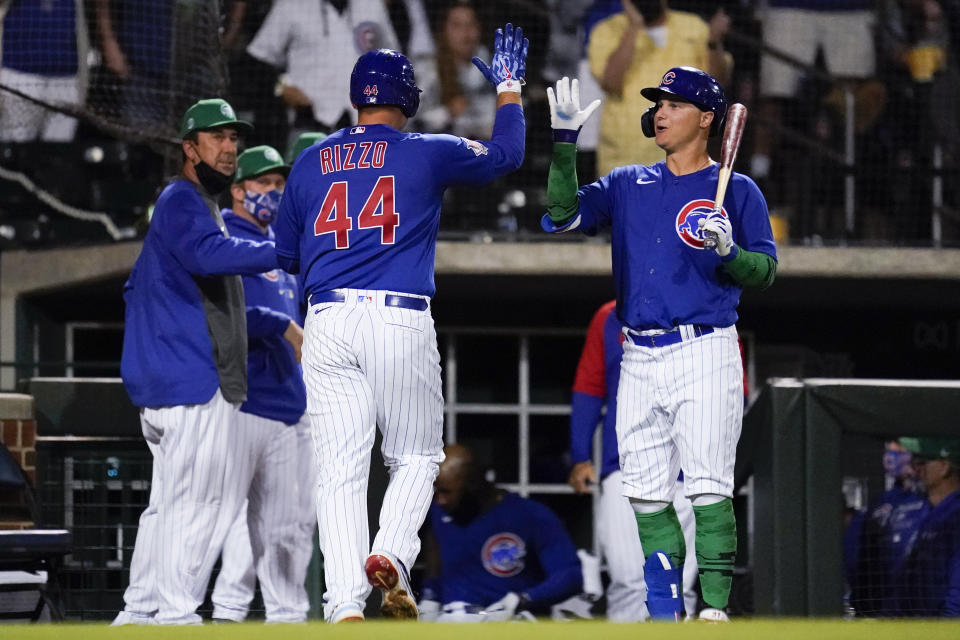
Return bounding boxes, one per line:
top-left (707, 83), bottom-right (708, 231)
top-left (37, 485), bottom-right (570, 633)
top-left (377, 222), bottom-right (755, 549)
top-left (634, 504), bottom-right (685, 570)
top-left (693, 498), bottom-right (737, 609)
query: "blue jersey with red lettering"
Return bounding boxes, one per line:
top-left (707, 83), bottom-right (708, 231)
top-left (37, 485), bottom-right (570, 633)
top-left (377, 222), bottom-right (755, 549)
top-left (543, 162), bottom-right (777, 331)
top-left (896, 490), bottom-right (960, 616)
top-left (428, 492), bottom-right (582, 609)
top-left (570, 301), bottom-right (622, 478)
top-left (274, 104), bottom-right (525, 298)
top-left (223, 212), bottom-right (306, 425)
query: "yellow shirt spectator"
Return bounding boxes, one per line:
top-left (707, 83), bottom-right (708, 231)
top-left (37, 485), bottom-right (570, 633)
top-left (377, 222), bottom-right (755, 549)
top-left (589, 10), bottom-right (711, 176)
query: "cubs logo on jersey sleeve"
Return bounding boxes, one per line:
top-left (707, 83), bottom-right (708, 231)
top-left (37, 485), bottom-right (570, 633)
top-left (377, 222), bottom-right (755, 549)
top-left (675, 199), bottom-right (728, 250)
top-left (481, 533), bottom-right (526, 577)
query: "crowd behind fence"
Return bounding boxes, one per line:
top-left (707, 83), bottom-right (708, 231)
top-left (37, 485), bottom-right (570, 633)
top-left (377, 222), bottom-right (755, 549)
top-left (1, 1), bottom-right (960, 248)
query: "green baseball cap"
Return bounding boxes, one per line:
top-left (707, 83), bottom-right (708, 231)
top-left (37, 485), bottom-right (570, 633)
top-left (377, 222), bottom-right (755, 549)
top-left (288, 132), bottom-right (327, 163)
top-left (235, 145), bottom-right (290, 183)
top-left (179, 98), bottom-right (253, 139)
top-left (899, 437), bottom-right (960, 463)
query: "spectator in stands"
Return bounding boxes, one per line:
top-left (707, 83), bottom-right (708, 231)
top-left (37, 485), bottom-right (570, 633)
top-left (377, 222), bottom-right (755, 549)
top-left (750, 1), bottom-right (877, 209)
top-left (247, 0), bottom-right (398, 141)
top-left (418, 444), bottom-right (583, 622)
top-left (0, 0), bottom-right (83, 142)
top-left (384, 0), bottom-right (436, 62)
top-left (94, 0), bottom-right (174, 127)
top-left (589, 0), bottom-right (732, 176)
top-left (848, 441), bottom-right (927, 616)
top-left (415, 1), bottom-right (495, 138)
top-left (894, 437), bottom-right (960, 617)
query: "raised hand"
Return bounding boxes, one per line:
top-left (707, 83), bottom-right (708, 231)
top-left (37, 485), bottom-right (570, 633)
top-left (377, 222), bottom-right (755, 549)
top-left (547, 76), bottom-right (602, 142)
top-left (472, 23), bottom-right (529, 93)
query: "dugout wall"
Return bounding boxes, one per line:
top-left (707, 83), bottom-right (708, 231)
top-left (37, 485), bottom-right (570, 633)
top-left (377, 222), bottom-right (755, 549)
top-left (740, 378), bottom-right (960, 617)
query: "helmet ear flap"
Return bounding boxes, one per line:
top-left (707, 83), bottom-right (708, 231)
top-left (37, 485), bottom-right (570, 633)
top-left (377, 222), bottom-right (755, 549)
top-left (641, 105), bottom-right (658, 138)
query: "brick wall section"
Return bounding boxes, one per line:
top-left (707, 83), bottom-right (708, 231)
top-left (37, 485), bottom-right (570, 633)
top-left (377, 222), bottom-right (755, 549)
top-left (0, 394), bottom-right (36, 530)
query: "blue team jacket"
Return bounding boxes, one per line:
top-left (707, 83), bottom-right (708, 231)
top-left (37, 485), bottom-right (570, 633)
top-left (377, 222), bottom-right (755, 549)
top-left (121, 179), bottom-right (277, 408)
top-left (223, 212), bottom-right (306, 425)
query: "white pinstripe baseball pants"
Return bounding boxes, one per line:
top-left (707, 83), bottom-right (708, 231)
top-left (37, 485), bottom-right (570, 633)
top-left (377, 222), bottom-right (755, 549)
top-left (211, 414), bottom-right (307, 623)
top-left (616, 325), bottom-right (743, 501)
top-left (302, 289), bottom-right (444, 620)
top-left (115, 390), bottom-right (299, 624)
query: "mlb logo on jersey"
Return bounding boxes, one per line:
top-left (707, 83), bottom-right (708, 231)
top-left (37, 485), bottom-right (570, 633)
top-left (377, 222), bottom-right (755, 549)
top-left (481, 533), bottom-right (526, 577)
top-left (350, 126), bottom-right (366, 135)
top-left (358, 295), bottom-right (374, 303)
top-left (675, 199), bottom-right (728, 249)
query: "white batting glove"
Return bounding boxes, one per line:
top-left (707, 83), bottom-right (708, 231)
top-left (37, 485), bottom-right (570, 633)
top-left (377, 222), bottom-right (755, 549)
top-left (698, 214), bottom-right (735, 257)
top-left (481, 592), bottom-right (520, 621)
top-left (547, 77), bottom-right (601, 143)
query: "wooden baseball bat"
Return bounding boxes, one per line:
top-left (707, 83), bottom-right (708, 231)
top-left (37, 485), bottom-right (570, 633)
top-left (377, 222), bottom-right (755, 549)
top-left (704, 103), bottom-right (748, 249)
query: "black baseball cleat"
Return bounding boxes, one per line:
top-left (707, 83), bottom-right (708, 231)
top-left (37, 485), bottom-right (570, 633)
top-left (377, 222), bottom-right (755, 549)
top-left (364, 550), bottom-right (418, 619)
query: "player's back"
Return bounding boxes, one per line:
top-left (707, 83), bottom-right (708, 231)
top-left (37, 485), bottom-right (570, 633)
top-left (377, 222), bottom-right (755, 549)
top-left (275, 104), bottom-right (525, 300)
top-left (282, 125), bottom-right (463, 299)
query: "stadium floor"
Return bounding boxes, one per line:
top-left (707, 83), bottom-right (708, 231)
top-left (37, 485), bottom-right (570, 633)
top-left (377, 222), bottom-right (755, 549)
top-left (5, 620), bottom-right (960, 639)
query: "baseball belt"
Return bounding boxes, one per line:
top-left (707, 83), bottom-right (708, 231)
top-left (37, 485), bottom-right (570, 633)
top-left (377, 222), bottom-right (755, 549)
top-left (309, 290), bottom-right (429, 311)
top-left (626, 325), bottom-right (713, 348)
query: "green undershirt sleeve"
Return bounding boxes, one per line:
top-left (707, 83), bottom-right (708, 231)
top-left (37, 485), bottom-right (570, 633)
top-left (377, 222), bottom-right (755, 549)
top-left (722, 246), bottom-right (777, 289)
top-left (546, 142), bottom-right (580, 224)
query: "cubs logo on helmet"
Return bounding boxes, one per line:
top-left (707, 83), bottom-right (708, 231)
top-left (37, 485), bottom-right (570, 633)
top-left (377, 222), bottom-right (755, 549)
top-left (661, 71), bottom-right (676, 85)
top-left (675, 199), bottom-right (728, 249)
top-left (481, 533), bottom-right (526, 577)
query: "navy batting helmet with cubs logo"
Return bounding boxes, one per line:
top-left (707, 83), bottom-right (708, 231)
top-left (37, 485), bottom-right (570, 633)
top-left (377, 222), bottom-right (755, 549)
top-left (350, 49), bottom-right (422, 118)
top-left (639, 66), bottom-right (727, 138)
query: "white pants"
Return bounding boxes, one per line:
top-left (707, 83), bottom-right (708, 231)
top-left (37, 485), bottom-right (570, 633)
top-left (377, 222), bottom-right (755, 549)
top-left (0, 66), bottom-right (78, 142)
top-left (211, 417), bottom-right (311, 623)
top-left (303, 289), bottom-right (445, 620)
top-left (598, 472), bottom-right (698, 620)
top-left (617, 325), bottom-right (743, 502)
top-left (115, 391), bottom-right (297, 625)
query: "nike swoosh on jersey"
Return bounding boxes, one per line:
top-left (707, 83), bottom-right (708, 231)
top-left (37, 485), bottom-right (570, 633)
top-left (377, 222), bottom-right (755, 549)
top-left (636, 179), bottom-right (656, 185)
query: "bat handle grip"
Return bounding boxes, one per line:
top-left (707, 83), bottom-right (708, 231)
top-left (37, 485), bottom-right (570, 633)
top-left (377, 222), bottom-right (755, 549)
top-left (702, 206), bottom-right (721, 250)
top-left (703, 231), bottom-right (718, 250)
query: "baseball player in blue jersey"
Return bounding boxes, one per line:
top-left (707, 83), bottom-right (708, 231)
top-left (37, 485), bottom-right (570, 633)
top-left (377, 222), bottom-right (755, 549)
top-left (848, 441), bottom-right (927, 616)
top-left (273, 26), bottom-right (528, 623)
top-left (420, 445), bottom-right (583, 621)
top-left (115, 99), bottom-right (282, 625)
top-left (542, 68), bottom-right (777, 621)
top-left (570, 300), bottom-right (698, 620)
top-left (894, 437), bottom-right (960, 616)
top-left (209, 145), bottom-right (315, 623)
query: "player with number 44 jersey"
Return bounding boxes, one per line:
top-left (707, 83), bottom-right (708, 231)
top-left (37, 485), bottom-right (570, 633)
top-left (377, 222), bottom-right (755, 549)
top-left (274, 27), bottom-right (528, 623)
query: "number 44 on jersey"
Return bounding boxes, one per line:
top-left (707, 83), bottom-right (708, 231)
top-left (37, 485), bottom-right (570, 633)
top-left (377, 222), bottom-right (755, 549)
top-left (314, 175), bottom-right (399, 249)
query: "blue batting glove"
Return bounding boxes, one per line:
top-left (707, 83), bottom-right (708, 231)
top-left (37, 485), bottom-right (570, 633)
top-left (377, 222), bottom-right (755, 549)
top-left (472, 23), bottom-right (529, 94)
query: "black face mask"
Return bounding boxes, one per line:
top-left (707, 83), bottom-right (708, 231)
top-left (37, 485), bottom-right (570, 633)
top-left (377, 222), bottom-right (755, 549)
top-left (194, 160), bottom-right (235, 195)
top-left (633, 0), bottom-right (664, 23)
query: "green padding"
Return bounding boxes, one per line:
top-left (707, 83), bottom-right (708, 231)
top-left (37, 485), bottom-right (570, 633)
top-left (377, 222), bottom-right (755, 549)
top-left (694, 498), bottom-right (737, 610)
top-left (723, 247), bottom-right (777, 289)
top-left (546, 142), bottom-right (580, 224)
top-left (634, 503), bottom-right (686, 570)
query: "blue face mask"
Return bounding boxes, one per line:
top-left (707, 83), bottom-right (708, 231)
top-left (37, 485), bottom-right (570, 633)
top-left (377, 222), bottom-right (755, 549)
top-left (243, 188), bottom-right (283, 225)
top-left (883, 448), bottom-right (913, 479)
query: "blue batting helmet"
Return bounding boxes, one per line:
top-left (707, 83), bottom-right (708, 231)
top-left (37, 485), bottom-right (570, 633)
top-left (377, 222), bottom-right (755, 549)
top-left (350, 49), bottom-right (421, 118)
top-left (639, 67), bottom-right (727, 138)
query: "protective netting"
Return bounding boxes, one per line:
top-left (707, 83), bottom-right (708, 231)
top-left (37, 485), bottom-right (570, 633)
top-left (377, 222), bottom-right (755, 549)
top-left (1, 1), bottom-right (960, 246)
